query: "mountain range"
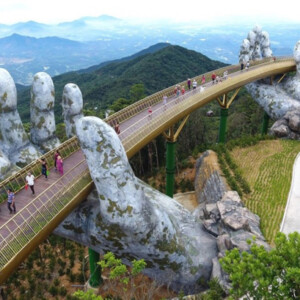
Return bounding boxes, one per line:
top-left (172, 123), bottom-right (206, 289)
top-left (0, 15), bottom-right (298, 85)
top-left (17, 44), bottom-right (226, 124)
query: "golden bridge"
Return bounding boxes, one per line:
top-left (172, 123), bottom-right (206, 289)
top-left (0, 56), bottom-right (296, 284)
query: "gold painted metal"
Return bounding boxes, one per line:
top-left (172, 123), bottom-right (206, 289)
top-left (0, 160), bottom-right (93, 284)
top-left (0, 136), bottom-right (80, 198)
top-left (216, 88), bottom-right (240, 109)
top-left (162, 115), bottom-right (189, 142)
top-left (0, 56), bottom-right (296, 283)
top-left (123, 58), bottom-right (296, 158)
top-left (277, 73), bottom-right (286, 84)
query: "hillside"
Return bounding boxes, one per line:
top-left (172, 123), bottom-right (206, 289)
top-left (231, 139), bottom-right (300, 244)
top-left (17, 44), bottom-right (227, 123)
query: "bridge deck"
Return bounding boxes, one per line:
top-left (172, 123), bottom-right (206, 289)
top-left (0, 56), bottom-right (296, 283)
top-left (0, 150), bottom-right (85, 226)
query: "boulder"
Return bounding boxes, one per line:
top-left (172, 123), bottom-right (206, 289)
top-left (195, 150), bottom-right (228, 204)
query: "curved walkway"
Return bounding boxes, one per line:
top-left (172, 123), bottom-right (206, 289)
top-left (280, 153), bottom-right (300, 234)
top-left (0, 56), bottom-right (296, 283)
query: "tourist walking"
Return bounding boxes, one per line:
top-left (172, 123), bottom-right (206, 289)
top-left (163, 95), bottom-right (167, 110)
top-left (246, 61), bottom-right (250, 70)
top-left (201, 75), bottom-right (206, 84)
top-left (57, 155), bottom-right (64, 176)
top-left (192, 79), bottom-right (197, 90)
top-left (241, 62), bottom-right (244, 71)
top-left (148, 106), bottom-right (152, 119)
top-left (39, 158), bottom-right (48, 179)
top-left (54, 150), bottom-right (60, 171)
top-left (181, 86), bottom-right (185, 95)
top-left (223, 70), bottom-right (228, 79)
top-left (211, 73), bottom-right (216, 84)
top-left (7, 188), bottom-right (16, 214)
top-left (114, 123), bottom-right (120, 134)
top-left (25, 172), bottom-right (35, 195)
top-left (187, 78), bottom-right (191, 90)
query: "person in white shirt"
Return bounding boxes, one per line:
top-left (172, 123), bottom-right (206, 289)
top-left (246, 61), bottom-right (250, 70)
top-left (163, 95), bottom-right (167, 110)
top-left (192, 79), bottom-right (197, 90)
top-left (26, 172), bottom-right (35, 195)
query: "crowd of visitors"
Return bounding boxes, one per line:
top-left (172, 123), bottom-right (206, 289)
top-left (5, 150), bottom-right (65, 215)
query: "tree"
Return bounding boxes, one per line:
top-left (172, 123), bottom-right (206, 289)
top-left (129, 83), bottom-right (146, 102)
top-left (220, 232), bottom-right (300, 299)
top-left (73, 290), bottom-right (103, 300)
top-left (109, 97), bottom-right (132, 112)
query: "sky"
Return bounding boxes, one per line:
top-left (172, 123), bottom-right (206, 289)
top-left (1, 0), bottom-right (300, 25)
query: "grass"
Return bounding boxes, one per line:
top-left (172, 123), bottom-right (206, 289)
top-left (231, 139), bottom-right (300, 244)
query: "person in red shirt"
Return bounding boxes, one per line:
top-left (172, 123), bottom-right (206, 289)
top-left (148, 106), bottom-right (152, 120)
top-left (211, 73), bottom-right (216, 84)
top-left (181, 86), bottom-right (185, 95)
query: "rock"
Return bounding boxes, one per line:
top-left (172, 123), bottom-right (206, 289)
top-left (0, 68), bottom-right (40, 166)
top-left (288, 113), bottom-right (300, 133)
top-left (195, 151), bottom-right (228, 204)
top-left (203, 203), bottom-right (220, 221)
top-left (203, 219), bottom-right (219, 237)
top-left (210, 257), bottom-right (230, 292)
top-left (270, 122), bottom-right (290, 137)
top-left (30, 72), bottom-right (60, 152)
top-left (221, 191), bottom-right (242, 204)
top-left (230, 230), bottom-right (271, 252)
top-left (55, 116), bottom-right (217, 294)
top-left (216, 234), bottom-right (233, 254)
top-left (62, 83), bottom-right (84, 138)
top-left (270, 111), bottom-right (300, 139)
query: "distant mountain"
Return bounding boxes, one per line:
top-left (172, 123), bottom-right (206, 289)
top-left (80, 42), bottom-right (171, 73)
top-left (1, 16), bottom-right (297, 85)
top-left (17, 44), bottom-right (227, 123)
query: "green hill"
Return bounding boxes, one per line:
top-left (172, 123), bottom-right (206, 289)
top-left (17, 44), bottom-right (227, 123)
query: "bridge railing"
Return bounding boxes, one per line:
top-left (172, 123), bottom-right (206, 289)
top-left (0, 136), bottom-right (80, 204)
top-left (121, 56), bottom-right (295, 156)
top-left (0, 159), bottom-right (91, 270)
top-left (105, 56), bottom-right (293, 128)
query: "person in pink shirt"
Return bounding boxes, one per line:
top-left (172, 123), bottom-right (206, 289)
top-left (201, 75), bottom-right (206, 84)
top-left (56, 155), bottom-right (64, 176)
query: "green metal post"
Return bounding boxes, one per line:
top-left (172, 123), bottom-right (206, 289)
top-left (218, 108), bottom-right (228, 143)
top-left (88, 248), bottom-right (102, 287)
top-left (166, 140), bottom-right (176, 198)
top-left (261, 112), bottom-right (270, 135)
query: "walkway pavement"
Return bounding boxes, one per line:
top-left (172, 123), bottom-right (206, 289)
top-left (280, 153), bottom-right (300, 234)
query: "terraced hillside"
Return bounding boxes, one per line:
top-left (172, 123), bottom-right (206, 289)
top-left (231, 139), bottom-right (300, 244)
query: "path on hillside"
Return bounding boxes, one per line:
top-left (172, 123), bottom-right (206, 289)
top-left (280, 153), bottom-right (300, 234)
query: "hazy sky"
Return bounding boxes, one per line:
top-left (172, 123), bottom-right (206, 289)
top-left (1, 0), bottom-right (300, 25)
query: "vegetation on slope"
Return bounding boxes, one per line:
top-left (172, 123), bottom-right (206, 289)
top-left (17, 44), bottom-right (226, 123)
top-left (230, 139), bottom-right (300, 244)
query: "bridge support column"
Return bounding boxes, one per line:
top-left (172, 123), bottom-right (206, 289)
top-left (166, 140), bottom-right (176, 198)
top-left (216, 89), bottom-right (241, 144)
top-left (88, 248), bottom-right (102, 287)
top-left (162, 115), bottom-right (190, 198)
top-left (261, 112), bottom-right (270, 135)
top-left (218, 108), bottom-right (228, 143)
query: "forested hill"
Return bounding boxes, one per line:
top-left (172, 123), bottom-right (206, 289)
top-left (17, 44), bottom-right (227, 123)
